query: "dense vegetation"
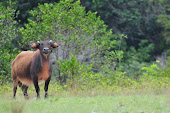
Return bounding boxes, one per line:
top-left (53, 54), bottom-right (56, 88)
top-left (0, 0), bottom-right (169, 93)
top-left (0, 1), bottom-right (169, 112)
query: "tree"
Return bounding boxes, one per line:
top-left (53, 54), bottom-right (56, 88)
top-left (81, 0), bottom-right (166, 56)
top-left (15, 0), bottom-right (60, 24)
top-left (157, 0), bottom-right (170, 44)
top-left (0, 3), bottom-right (18, 83)
top-left (0, 0), bottom-right (60, 24)
top-left (19, 0), bottom-right (116, 81)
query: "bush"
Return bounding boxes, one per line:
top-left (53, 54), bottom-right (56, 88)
top-left (61, 60), bottom-right (170, 91)
top-left (56, 54), bottom-right (93, 84)
top-left (0, 3), bottom-right (18, 83)
top-left (118, 39), bottom-right (155, 78)
top-left (140, 63), bottom-right (170, 89)
top-left (159, 57), bottom-right (170, 78)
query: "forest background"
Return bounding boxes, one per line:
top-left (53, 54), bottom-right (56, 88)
top-left (0, 0), bottom-right (170, 94)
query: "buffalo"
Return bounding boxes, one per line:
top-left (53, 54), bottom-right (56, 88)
top-left (11, 40), bottom-right (58, 99)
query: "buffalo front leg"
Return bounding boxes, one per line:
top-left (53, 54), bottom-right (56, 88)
top-left (33, 76), bottom-right (40, 98)
top-left (21, 85), bottom-right (29, 99)
top-left (44, 75), bottom-right (51, 98)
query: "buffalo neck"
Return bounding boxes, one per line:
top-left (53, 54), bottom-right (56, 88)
top-left (32, 50), bottom-right (50, 73)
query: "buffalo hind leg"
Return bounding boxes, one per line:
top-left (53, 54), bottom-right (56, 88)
top-left (18, 81), bottom-right (22, 87)
top-left (44, 75), bottom-right (51, 98)
top-left (13, 78), bottom-right (18, 99)
top-left (21, 85), bottom-right (29, 99)
top-left (33, 76), bottom-right (40, 98)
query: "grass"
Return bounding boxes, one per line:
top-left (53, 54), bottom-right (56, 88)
top-left (0, 83), bottom-right (169, 113)
top-left (0, 94), bottom-right (169, 113)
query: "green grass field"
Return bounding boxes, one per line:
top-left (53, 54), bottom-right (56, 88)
top-left (0, 87), bottom-right (169, 113)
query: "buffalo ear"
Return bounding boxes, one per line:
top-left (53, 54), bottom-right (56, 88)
top-left (31, 41), bottom-right (40, 49)
top-left (31, 43), bottom-right (38, 48)
top-left (51, 42), bottom-right (59, 48)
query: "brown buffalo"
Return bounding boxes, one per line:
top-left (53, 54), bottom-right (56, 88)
top-left (11, 40), bottom-right (58, 99)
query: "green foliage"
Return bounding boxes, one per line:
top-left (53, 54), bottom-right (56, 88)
top-left (160, 57), bottom-right (170, 78)
top-left (0, 3), bottom-right (18, 83)
top-left (117, 39), bottom-right (155, 78)
top-left (19, 0), bottom-right (111, 42)
top-left (0, 0), bottom-right (169, 93)
top-left (82, 0), bottom-right (167, 60)
top-left (56, 54), bottom-right (137, 90)
top-left (141, 63), bottom-right (159, 77)
top-left (19, 0), bottom-right (119, 85)
top-left (57, 56), bottom-right (169, 91)
top-left (13, 0), bottom-right (60, 24)
top-left (0, 3), bottom-right (17, 47)
top-left (81, 0), bottom-right (169, 79)
top-left (139, 63), bottom-right (170, 89)
top-left (19, 0), bottom-right (114, 61)
top-left (126, 40), bottom-right (155, 63)
top-left (0, 49), bottom-right (17, 82)
top-left (58, 54), bottom-right (93, 81)
top-left (82, 0), bottom-right (169, 79)
top-left (157, 15), bottom-right (170, 43)
top-left (157, 0), bottom-right (170, 43)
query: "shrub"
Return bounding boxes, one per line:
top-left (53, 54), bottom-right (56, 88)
top-left (140, 63), bottom-right (170, 89)
top-left (56, 54), bottom-right (93, 84)
top-left (0, 3), bottom-right (18, 83)
top-left (160, 57), bottom-right (170, 78)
